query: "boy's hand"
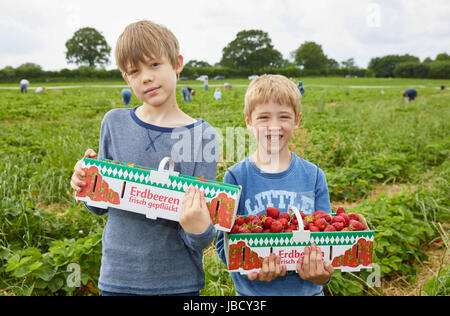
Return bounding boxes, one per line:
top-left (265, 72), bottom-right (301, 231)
top-left (180, 187), bottom-right (212, 235)
top-left (70, 149), bottom-right (97, 193)
top-left (248, 253), bottom-right (287, 282)
top-left (297, 243), bottom-right (334, 285)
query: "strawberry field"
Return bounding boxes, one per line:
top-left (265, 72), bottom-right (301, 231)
top-left (0, 77), bottom-right (449, 296)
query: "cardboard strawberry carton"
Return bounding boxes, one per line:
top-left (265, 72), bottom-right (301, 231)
top-left (224, 207), bottom-right (374, 274)
top-left (75, 157), bottom-right (241, 232)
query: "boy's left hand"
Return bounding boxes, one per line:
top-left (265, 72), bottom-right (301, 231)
top-left (180, 187), bottom-right (212, 235)
top-left (248, 253), bottom-right (287, 282)
top-left (297, 243), bottom-right (334, 285)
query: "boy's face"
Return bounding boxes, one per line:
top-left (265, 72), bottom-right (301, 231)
top-left (122, 54), bottom-right (183, 108)
top-left (245, 102), bottom-right (302, 155)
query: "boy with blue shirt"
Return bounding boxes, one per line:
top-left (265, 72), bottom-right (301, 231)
top-left (70, 20), bottom-right (217, 296)
top-left (216, 74), bottom-right (334, 296)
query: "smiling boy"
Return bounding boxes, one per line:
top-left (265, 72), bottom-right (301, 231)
top-left (216, 74), bottom-right (334, 296)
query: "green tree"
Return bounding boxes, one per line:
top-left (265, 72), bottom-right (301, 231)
top-left (185, 60), bottom-right (212, 67)
top-left (341, 58), bottom-right (356, 69)
top-left (435, 53), bottom-right (450, 62)
top-left (293, 41), bottom-right (328, 71)
top-left (368, 54), bottom-right (420, 77)
top-left (220, 30), bottom-right (283, 72)
top-left (393, 62), bottom-right (430, 78)
top-left (65, 27), bottom-right (111, 68)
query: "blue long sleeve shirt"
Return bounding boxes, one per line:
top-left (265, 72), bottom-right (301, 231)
top-left (216, 153), bottom-right (332, 296)
top-left (85, 107), bottom-right (218, 295)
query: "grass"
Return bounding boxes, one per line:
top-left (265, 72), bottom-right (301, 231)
top-left (0, 77), bottom-right (449, 296)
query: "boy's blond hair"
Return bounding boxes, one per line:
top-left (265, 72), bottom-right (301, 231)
top-left (244, 75), bottom-right (302, 118)
top-left (115, 20), bottom-right (180, 73)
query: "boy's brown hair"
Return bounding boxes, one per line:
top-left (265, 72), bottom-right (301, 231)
top-left (115, 20), bottom-right (180, 73)
top-left (244, 74), bottom-right (302, 118)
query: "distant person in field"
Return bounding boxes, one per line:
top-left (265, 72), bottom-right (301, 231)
top-left (181, 87), bottom-right (193, 102)
top-left (441, 85), bottom-right (446, 90)
top-left (402, 89), bottom-right (418, 103)
top-left (224, 82), bottom-right (232, 91)
top-left (121, 89), bottom-right (133, 105)
top-left (20, 79), bottom-right (30, 94)
top-left (203, 77), bottom-right (209, 91)
top-left (214, 88), bottom-right (222, 100)
top-left (35, 87), bottom-right (46, 94)
top-left (298, 81), bottom-right (305, 96)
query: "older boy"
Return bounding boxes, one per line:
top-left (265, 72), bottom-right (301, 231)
top-left (216, 75), bottom-right (333, 296)
top-left (70, 20), bottom-right (217, 296)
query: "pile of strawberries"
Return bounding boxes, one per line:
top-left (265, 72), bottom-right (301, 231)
top-left (230, 206), bottom-right (365, 234)
top-left (303, 207), bottom-right (365, 232)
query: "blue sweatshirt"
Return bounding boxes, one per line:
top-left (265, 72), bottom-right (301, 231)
top-left (216, 153), bottom-right (332, 296)
top-left (85, 107), bottom-right (218, 295)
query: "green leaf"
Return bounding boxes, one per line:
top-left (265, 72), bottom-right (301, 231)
top-left (48, 277), bottom-right (64, 293)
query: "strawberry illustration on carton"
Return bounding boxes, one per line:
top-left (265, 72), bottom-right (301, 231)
top-left (224, 207), bottom-right (375, 274)
top-left (75, 157), bottom-right (241, 232)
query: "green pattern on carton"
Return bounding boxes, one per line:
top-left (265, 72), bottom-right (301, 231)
top-left (228, 231), bottom-right (374, 247)
top-left (83, 158), bottom-right (240, 199)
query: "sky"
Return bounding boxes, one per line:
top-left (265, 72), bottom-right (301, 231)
top-left (0, 0), bottom-right (449, 70)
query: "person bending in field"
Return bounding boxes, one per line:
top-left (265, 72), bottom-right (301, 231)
top-left (216, 74), bottom-right (368, 296)
top-left (121, 89), bottom-right (132, 105)
top-left (70, 20), bottom-right (218, 296)
top-left (403, 88), bottom-right (418, 103)
top-left (20, 79), bottom-right (30, 93)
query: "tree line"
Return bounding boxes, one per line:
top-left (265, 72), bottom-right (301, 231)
top-left (0, 27), bottom-right (449, 82)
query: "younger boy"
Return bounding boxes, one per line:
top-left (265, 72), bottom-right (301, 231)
top-left (70, 20), bottom-right (217, 296)
top-left (216, 74), bottom-right (334, 296)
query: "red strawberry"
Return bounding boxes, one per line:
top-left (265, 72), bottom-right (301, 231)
top-left (235, 216), bottom-right (246, 226)
top-left (263, 216), bottom-right (274, 229)
top-left (262, 228), bottom-right (271, 233)
top-left (278, 218), bottom-right (289, 229)
top-left (279, 212), bottom-right (291, 221)
top-left (231, 225), bottom-right (240, 234)
top-left (332, 216), bottom-right (346, 225)
top-left (239, 226), bottom-right (251, 234)
top-left (315, 218), bottom-right (327, 231)
top-left (348, 220), bottom-right (364, 231)
top-left (299, 211), bottom-right (306, 219)
top-left (270, 220), bottom-right (283, 233)
top-left (340, 213), bottom-right (350, 225)
top-left (342, 227), bottom-right (350, 231)
top-left (288, 224), bottom-right (298, 231)
top-left (349, 213), bottom-right (360, 222)
top-left (266, 207), bottom-right (280, 219)
top-left (250, 217), bottom-right (263, 227)
top-left (309, 225), bottom-right (320, 232)
top-left (251, 226), bottom-right (263, 234)
top-left (324, 225), bottom-right (336, 232)
top-left (336, 206), bottom-right (346, 215)
top-left (257, 213), bottom-right (266, 220)
top-left (284, 228), bottom-right (293, 233)
top-left (245, 215), bottom-right (257, 224)
top-left (314, 210), bottom-right (331, 223)
top-left (332, 222), bottom-right (345, 231)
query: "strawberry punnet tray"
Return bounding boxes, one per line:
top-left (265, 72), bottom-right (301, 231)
top-left (224, 207), bottom-right (374, 274)
top-left (75, 157), bottom-right (241, 232)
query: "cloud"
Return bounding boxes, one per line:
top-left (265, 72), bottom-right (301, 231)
top-left (0, 0), bottom-right (448, 70)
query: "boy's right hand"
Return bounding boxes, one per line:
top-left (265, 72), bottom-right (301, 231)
top-left (248, 253), bottom-right (287, 282)
top-left (70, 149), bottom-right (97, 193)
